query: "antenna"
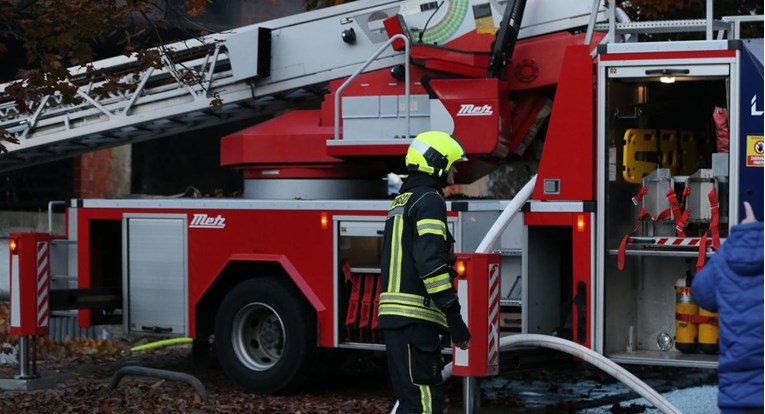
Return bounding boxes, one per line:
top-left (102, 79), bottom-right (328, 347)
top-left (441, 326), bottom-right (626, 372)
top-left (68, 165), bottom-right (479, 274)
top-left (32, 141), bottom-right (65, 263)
top-left (419, 1), bottom-right (445, 43)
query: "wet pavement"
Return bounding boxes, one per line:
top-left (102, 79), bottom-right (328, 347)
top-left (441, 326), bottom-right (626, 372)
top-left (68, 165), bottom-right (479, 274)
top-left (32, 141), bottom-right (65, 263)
top-left (447, 350), bottom-right (718, 413)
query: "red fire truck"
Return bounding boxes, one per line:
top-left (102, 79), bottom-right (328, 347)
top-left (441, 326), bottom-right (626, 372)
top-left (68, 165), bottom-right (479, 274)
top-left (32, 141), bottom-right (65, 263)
top-left (2, 0), bottom-right (762, 399)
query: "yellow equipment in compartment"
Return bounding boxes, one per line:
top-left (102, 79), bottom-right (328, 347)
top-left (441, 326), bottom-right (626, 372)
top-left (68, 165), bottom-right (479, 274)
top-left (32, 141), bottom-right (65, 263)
top-left (622, 129), bottom-right (697, 183)
top-left (675, 277), bottom-right (697, 353)
top-left (697, 307), bottom-right (719, 354)
top-left (674, 276), bottom-right (719, 354)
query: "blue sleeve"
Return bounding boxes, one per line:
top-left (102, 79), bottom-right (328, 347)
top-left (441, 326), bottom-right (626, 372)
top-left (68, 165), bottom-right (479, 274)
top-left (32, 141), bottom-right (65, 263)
top-left (691, 253), bottom-right (720, 312)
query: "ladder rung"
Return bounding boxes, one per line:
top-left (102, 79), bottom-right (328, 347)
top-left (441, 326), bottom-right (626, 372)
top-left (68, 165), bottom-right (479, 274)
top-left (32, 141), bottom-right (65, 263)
top-left (594, 19), bottom-right (731, 35)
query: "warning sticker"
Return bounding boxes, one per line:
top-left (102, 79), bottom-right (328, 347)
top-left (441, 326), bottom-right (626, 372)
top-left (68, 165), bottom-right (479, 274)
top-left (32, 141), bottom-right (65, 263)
top-left (746, 135), bottom-right (764, 167)
top-left (473, 3), bottom-right (496, 34)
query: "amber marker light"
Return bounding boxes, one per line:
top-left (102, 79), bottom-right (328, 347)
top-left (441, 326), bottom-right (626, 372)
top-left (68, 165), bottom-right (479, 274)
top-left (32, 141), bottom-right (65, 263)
top-left (9, 238), bottom-right (18, 254)
top-left (577, 214), bottom-right (585, 233)
top-left (320, 212), bottom-right (329, 229)
top-left (454, 259), bottom-right (466, 277)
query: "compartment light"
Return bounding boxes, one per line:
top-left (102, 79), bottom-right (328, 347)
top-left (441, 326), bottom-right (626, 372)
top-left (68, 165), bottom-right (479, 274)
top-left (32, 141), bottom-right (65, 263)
top-left (645, 68), bottom-right (688, 84)
top-left (660, 76), bottom-right (675, 84)
top-left (577, 214), bottom-right (586, 232)
top-left (454, 259), bottom-right (466, 277)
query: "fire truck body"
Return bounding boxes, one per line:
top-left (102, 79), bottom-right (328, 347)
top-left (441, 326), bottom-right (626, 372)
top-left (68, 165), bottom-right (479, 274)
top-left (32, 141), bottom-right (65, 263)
top-left (3, 0), bottom-right (763, 396)
top-left (53, 198), bottom-right (506, 392)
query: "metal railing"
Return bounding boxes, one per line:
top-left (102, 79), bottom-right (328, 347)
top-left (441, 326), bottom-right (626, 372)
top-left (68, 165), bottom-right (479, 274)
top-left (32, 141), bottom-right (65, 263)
top-left (586, 0), bottom-right (763, 45)
top-left (719, 15), bottom-right (765, 39)
top-left (333, 34), bottom-right (411, 142)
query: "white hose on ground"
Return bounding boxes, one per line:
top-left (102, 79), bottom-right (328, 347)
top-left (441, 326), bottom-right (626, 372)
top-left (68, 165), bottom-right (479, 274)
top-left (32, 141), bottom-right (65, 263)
top-left (442, 334), bottom-right (683, 414)
top-left (475, 174), bottom-right (537, 254)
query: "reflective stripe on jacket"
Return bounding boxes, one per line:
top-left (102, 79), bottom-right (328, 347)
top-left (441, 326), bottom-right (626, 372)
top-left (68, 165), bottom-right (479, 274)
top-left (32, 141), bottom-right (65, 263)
top-left (378, 174), bottom-right (458, 331)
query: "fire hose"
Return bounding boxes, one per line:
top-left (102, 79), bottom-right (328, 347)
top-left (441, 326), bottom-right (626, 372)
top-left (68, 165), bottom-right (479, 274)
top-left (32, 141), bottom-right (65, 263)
top-left (442, 334), bottom-right (682, 414)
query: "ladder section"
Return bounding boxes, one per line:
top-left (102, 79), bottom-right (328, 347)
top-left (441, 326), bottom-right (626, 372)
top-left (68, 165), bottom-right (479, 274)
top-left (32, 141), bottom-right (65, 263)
top-left (0, 0), bottom-right (406, 172)
top-left (589, 0), bottom-right (762, 43)
top-left (0, 0), bottom-right (612, 173)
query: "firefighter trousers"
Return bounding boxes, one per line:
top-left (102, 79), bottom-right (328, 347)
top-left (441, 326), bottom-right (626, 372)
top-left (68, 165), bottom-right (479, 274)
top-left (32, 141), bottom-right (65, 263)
top-left (383, 323), bottom-right (445, 414)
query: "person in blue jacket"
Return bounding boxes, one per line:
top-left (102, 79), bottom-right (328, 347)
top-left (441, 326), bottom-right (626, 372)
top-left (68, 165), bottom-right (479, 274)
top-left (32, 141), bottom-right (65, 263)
top-left (692, 201), bottom-right (764, 414)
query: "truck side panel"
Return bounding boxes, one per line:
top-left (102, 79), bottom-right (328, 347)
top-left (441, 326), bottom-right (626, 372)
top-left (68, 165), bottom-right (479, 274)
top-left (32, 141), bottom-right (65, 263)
top-left (75, 205), bottom-right (387, 347)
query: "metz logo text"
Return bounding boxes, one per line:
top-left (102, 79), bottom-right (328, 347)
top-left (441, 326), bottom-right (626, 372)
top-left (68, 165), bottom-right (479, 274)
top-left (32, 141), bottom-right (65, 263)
top-left (190, 214), bottom-right (226, 229)
top-left (457, 104), bottom-right (493, 116)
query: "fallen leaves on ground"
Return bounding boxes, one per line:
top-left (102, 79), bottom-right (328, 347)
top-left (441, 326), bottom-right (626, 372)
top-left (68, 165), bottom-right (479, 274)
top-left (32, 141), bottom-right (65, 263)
top-left (0, 346), bottom-right (398, 414)
top-left (0, 304), bottom-right (127, 359)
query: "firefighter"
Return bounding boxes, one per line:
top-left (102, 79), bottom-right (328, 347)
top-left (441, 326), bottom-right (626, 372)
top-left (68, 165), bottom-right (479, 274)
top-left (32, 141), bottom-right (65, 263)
top-left (378, 130), bottom-right (472, 414)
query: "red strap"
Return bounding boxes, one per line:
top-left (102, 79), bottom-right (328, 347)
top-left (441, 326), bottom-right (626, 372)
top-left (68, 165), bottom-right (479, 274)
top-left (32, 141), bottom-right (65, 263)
top-left (666, 187), bottom-right (687, 235)
top-left (692, 315), bottom-right (718, 325)
top-left (632, 186), bottom-right (648, 205)
top-left (371, 275), bottom-right (382, 331)
top-left (358, 274), bottom-right (375, 329)
top-left (675, 312), bottom-right (693, 323)
top-left (667, 187), bottom-right (682, 220)
top-left (675, 313), bottom-right (718, 325)
top-left (618, 208), bottom-right (653, 270)
top-left (342, 260), bottom-right (360, 339)
top-left (656, 208), bottom-right (672, 222)
top-left (681, 187), bottom-right (690, 208)
top-left (708, 189), bottom-right (721, 249)
top-left (345, 273), bottom-right (362, 327)
top-left (696, 230), bottom-right (709, 272)
top-left (342, 259), bottom-right (352, 282)
top-left (675, 209), bottom-right (690, 237)
top-left (617, 235), bottom-right (631, 271)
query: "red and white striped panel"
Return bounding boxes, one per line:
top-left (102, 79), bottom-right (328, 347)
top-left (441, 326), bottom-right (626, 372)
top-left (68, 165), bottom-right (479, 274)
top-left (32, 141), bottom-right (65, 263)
top-left (36, 241), bottom-right (50, 328)
top-left (654, 237), bottom-right (704, 247)
top-left (486, 263), bottom-right (501, 370)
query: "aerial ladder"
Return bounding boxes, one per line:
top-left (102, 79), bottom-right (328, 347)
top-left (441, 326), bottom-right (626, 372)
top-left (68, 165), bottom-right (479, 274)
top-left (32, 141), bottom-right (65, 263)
top-left (0, 0), bottom-right (615, 398)
top-left (4, 1), bottom-right (761, 413)
top-left (0, 0), bottom-right (607, 173)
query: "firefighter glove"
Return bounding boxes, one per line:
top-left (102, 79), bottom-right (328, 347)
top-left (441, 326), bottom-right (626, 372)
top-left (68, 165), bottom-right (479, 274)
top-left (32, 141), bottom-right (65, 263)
top-left (443, 304), bottom-right (471, 344)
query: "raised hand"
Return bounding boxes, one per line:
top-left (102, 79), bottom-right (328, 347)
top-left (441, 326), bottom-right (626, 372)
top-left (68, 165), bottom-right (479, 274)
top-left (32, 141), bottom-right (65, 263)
top-left (741, 201), bottom-right (757, 224)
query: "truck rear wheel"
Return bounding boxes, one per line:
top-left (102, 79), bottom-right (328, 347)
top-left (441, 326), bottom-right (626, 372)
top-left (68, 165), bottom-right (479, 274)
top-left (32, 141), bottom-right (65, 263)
top-left (214, 277), bottom-right (316, 394)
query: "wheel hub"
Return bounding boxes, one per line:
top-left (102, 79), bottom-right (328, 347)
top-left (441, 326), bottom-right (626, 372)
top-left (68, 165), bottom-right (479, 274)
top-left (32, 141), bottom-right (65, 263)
top-left (232, 302), bottom-right (285, 371)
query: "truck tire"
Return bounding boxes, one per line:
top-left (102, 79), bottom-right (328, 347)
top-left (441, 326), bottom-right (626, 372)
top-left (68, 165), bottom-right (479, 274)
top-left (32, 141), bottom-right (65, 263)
top-left (214, 277), bottom-right (317, 394)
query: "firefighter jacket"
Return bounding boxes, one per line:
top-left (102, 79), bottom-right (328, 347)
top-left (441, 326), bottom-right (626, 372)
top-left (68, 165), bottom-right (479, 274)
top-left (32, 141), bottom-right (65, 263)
top-left (692, 221), bottom-right (764, 410)
top-left (377, 173), bottom-right (466, 340)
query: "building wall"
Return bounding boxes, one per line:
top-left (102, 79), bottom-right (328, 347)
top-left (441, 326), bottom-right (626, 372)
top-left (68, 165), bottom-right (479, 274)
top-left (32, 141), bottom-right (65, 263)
top-left (74, 146), bottom-right (131, 199)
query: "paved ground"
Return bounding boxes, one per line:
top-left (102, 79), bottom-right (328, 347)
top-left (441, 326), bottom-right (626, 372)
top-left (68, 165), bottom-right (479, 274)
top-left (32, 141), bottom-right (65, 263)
top-left (458, 350), bottom-right (718, 413)
top-left (0, 343), bottom-right (718, 413)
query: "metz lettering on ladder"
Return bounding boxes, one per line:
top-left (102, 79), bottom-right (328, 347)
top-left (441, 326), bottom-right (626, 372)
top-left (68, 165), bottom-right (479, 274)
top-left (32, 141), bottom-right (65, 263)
top-left (457, 104), bottom-right (494, 116)
top-left (190, 213), bottom-right (226, 229)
